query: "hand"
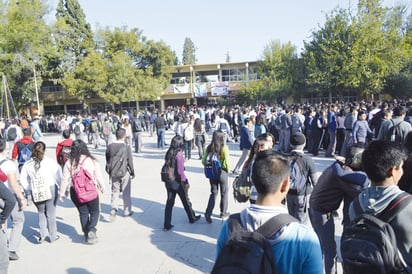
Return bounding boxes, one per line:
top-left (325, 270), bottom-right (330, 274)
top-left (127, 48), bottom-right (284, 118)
top-left (59, 195), bottom-right (65, 202)
top-left (131, 174), bottom-right (135, 180)
top-left (19, 198), bottom-right (27, 211)
top-left (184, 183), bottom-right (190, 190)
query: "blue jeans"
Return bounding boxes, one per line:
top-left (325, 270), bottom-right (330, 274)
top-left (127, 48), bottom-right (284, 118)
top-left (309, 208), bottom-right (337, 274)
top-left (157, 128), bottom-right (165, 149)
top-left (205, 170), bottom-right (229, 216)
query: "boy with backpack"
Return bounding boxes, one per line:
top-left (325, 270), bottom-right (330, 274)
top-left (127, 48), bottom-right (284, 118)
top-left (12, 128), bottom-right (35, 173)
top-left (213, 151), bottom-right (322, 274)
top-left (5, 119), bottom-right (22, 159)
top-left (286, 132), bottom-right (317, 225)
top-left (341, 140), bottom-right (412, 272)
top-left (56, 129), bottom-right (73, 169)
top-left (377, 105), bottom-right (411, 144)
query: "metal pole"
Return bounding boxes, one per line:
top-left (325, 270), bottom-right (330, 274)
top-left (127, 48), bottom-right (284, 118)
top-left (33, 65), bottom-right (40, 115)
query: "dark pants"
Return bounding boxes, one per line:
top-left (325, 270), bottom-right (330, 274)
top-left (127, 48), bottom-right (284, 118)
top-left (157, 128), bottom-right (165, 149)
top-left (184, 140), bottom-right (192, 160)
top-left (309, 208), bottom-right (337, 274)
top-left (163, 181), bottom-right (196, 229)
top-left (205, 170), bottom-right (229, 216)
top-left (70, 187), bottom-right (100, 236)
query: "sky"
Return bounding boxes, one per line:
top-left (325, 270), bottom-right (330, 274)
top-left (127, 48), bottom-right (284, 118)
top-left (51, 0), bottom-right (410, 64)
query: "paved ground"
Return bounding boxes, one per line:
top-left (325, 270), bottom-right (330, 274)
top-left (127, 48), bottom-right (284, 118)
top-left (6, 130), bottom-right (341, 274)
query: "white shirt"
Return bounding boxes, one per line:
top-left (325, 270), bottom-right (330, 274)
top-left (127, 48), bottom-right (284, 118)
top-left (20, 156), bottom-right (62, 191)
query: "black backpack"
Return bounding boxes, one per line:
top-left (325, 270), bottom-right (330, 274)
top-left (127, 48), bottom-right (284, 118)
top-left (340, 192), bottom-right (412, 274)
top-left (160, 161), bottom-right (175, 184)
top-left (7, 127), bottom-right (17, 141)
top-left (386, 119), bottom-right (403, 144)
top-left (211, 213), bottom-right (297, 274)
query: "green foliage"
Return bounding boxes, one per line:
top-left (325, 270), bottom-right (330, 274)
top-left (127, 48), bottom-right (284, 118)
top-left (182, 37), bottom-right (196, 65)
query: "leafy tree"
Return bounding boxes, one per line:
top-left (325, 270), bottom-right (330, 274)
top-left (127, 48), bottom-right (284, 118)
top-left (182, 37), bottom-right (196, 65)
top-left (0, 0), bottom-right (53, 110)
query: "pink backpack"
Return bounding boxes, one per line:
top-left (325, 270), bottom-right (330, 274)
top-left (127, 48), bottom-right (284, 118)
top-left (72, 157), bottom-right (98, 203)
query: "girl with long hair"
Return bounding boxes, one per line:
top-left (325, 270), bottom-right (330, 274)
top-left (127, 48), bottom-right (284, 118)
top-left (193, 118), bottom-right (206, 159)
top-left (60, 140), bottom-right (105, 244)
top-left (163, 135), bottom-right (200, 231)
top-left (202, 130), bottom-right (230, 223)
top-left (20, 141), bottom-right (62, 243)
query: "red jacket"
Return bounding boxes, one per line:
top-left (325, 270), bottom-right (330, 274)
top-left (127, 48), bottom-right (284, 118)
top-left (56, 139), bottom-right (73, 166)
top-left (12, 137), bottom-right (34, 161)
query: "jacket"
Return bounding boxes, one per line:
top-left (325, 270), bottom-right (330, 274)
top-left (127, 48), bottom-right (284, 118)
top-left (239, 125), bottom-right (253, 150)
top-left (105, 141), bottom-right (134, 177)
top-left (20, 156), bottom-right (62, 191)
top-left (12, 137), bottom-right (34, 161)
top-left (377, 116), bottom-right (412, 142)
top-left (349, 185), bottom-right (412, 270)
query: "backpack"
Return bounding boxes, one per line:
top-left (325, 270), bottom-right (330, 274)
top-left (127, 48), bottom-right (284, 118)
top-left (204, 152), bottom-right (222, 180)
top-left (386, 119), bottom-right (403, 144)
top-left (340, 192), bottom-right (412, 274)
top-left (73, 124), bottom-right (81, 135)
top-left (219, 122), bottom-right (229, 132)
top-left (211, 213), bottom-right (297, 274)
top-left (58, 145), bottom-right (71, 168)
top-left (17, 142), bottom-right (33, 166)
top-left (102, 122), bottom-right (111, 136)
top-left (106, 144), bottom-right (128, 179)
top-left (232, 168), bottom-right (252, 203)
top-left (7, 127), bottom-right (17, 141)
top-left (183, 125), bottom-right (194, 141)
top-left (160, 161), bottom-right (175, 184)
top-left (289, 155), bottom-right (308, 194)
top-left (133, 119), bottom-right (143, 132)
top-left (31, 169), bottom-right (52, 203)
top-left (90, 120), bottom-right (98, 133)
top-left (72, 157), bottom-right (98, 203)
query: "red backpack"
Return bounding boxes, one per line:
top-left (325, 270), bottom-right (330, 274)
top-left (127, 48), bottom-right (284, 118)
top-left (72, 157), bottom-right (98, 203)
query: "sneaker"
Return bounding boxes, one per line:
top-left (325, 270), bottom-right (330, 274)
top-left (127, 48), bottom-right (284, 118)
top-left (220, 212), bottom-right (230, 219)
top-left (87, 231), bottom-right (98, 244)
top-left (205, 214), bottom-right (212, 224)
top-left (163, 225), bottom-right (174, 232)
top-left (9, 251), bottom-right (19, 260)
top-left (51, 235), bottom-right (60, 243)
top-left (124, 211), bottom-right (133, 217)
top-left (38, 237), bottom-right (46, 244)
top-left (190, 215), bottom-right (201, 223)
top-left (109, 209), bottom-right (117, 222)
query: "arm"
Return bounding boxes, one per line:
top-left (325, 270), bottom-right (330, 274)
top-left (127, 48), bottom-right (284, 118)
top-left (332, 161), bottom-right (369, 186)
top-left (0, 182), bottom-right (16, 228)
top-left (221, 146), bottom-right (230, 172)
top-left (126, 145), bottom-right (134, 178)
top-left (56, 143), bottom-right (63, 165)
top-left (92, 160), bottom-right (105, 193)
top-left (105, 145), bottom-right (111, 175)
top-left (7, 168), bottom-right (26, 210)
top-left (60, 160), bottom-right (71, 200)
top-left (11, 142), bottom-right (19, 161)
top-left (175, 152), bottom-right (187, 183)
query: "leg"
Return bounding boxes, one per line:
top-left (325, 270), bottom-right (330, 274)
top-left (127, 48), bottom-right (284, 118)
top-left (121, 174), bottom-right (132, 216)
top-left (164, 185), bottom-right (177, 229)
top-left (86, 196), bottom-right (100, 233)
top-left (45, 186), bottom-right (58, 242)
top-left (233, 149), bottom-right (249, 172)
top-left (8, 201), bottom-right (24, 255)
top-left (34, 200), bottom-right (48, 239)
top-left (176, 183), bottom-right (197, 222)
top-left (70, 187), bottom-right (90, 235)
top-left (110, 179), bottom-right (121, 213)
top-left (219, 170), bottom-right (229, 215)
top-left (0, 226), bottom-right (8, 274)
top-left (205, 181), bottom-right (219, 217)
top-left (309, 208), bottom-right (337, 274)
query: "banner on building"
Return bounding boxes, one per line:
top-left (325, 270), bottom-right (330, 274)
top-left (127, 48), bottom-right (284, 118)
top-left (211, 82), bottom-right (229, 96)
top-left (173, 84), bottom-right (190, 93)
top-left (194, 84), bottom-right (207, 97)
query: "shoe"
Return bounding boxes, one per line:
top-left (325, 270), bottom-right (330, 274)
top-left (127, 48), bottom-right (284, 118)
top-left (205, 214), bottom-right (212, 223)
top-left (220, 212), bottom-right (230, 219)
top-left (124, 211), bottom-right (133, 217)
top-left (9, 251), bottom-right (19, 260)
top-left (163, 225), bottom-right (174, 232)
top-left (190, 215), bottom-right (201, 223)
top-left (87, 231), bottom-right (98, 244)
top-left (38, 237), bottom-right (46, 244)
top-left (109, 209), bottom-right (117, 222)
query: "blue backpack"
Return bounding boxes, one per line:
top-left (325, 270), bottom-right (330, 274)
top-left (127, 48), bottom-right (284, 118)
top-left (17, 142), bottom-right (33, 166)
top-left (204, 152), bottom-right (222, 180)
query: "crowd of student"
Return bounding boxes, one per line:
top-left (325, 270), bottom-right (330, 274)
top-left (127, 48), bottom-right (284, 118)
top-left (1, 99), bottom-right (412, 273)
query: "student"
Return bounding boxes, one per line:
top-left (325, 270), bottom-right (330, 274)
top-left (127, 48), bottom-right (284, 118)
top-left (349, 140), bottom-right (412, 270)
top-left (0, 139), bottom-right (27, 260)
top-left (12, 127), bottom-right (35, 173)
top-left (162, 135), bottom-right (200, 231)
top-left (60, 140), bottom-right (105, 244)
top-left (216, 152), bottom-right (323, 274)
top-left (0, 182), bottom-right (16, 274)
top-left (202, 130), bottom-right (230, 223)
top-left (56, 129), bottom-right (73, 169)
top-left (106, 128), bottom-right (135, 221)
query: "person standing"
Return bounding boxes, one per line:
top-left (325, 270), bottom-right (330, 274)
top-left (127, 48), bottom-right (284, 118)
top-left (0, 181), bottom-right (16, 274)
top-left (89, 116), bottom-right (101, 149)
top-left (60, 140), bottom-right (105, 244)
top-left (20, 141), bottom-right (62, 243)
top-left (193, 118), bottom-right (206, 160)
top-left (154, 112), bottom-right (167, 150)
top-left (131, 114), bottom-right (143, 153)
top-left (56, 129), bottom-right (74, 169)
top-left (202, 130), bottom-right (230, 223)
top-left (352, 110), bottom-right (373, 147)
top-left (5, 119), bottom-right (22, 160)
top-left (215, 152), bottom-right (323, 274)
top-left (121, 118), bottom-right (133, 148)
top-left (30, 116), bottom-right (43, 141)
top-left (0, 139), bottom-right (27, 260)
top-left (232, 117), bottom-right (254, 174)
top-left (325, 104), bottom-right (337, 157)
top-left (162, 135), bottom-right (201, 231)
top-left (106, 128), bottom-right (135, 221)
top-left (12, 128), bottom-right (35, 173)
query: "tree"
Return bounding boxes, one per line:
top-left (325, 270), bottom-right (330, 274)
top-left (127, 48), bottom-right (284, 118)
top-left (0, 0), bottom-right (54, 110)
top-left (182, 37), bottom-right (196, 65)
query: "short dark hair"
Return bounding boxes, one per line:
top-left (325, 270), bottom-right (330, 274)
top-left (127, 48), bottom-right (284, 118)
top-left (62, 129), bottom-right (71, 139)
top-left (251, 152), bottom-right (289, 195)
top-left (244, 117), bottom-right (250, 124)
top-left (362, 140), bottom-right (406, 183)
top-left (393, 105), bottom-right (407, 117)
top-left (22, 127), bottom-right (32, 137)
top-left (115, 128), bottom-right (126, 140)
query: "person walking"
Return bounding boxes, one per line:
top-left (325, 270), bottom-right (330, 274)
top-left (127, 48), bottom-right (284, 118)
top-left (106, 128), bottom-right (135, 221)
top-left (154, 112), bottom-right (167, 149)
top-left (56, 129), bottom-right (74, 169)
top-left (193, 118), bottom-right (206, 160)
top-left (203, 130), bottom-right (230, 223)
top-left (232, 117), bottom-right (254, 174)
top-left (60, 140), bottom-right (105, 244)
top-left (0, 181), bottom-right (16, 274)
top-left (20, 141), bottom-right (62, 243)
top-left (162, 135), bottom-right (201, 231)
top-left (131, 114), bottom-right (143, 153)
